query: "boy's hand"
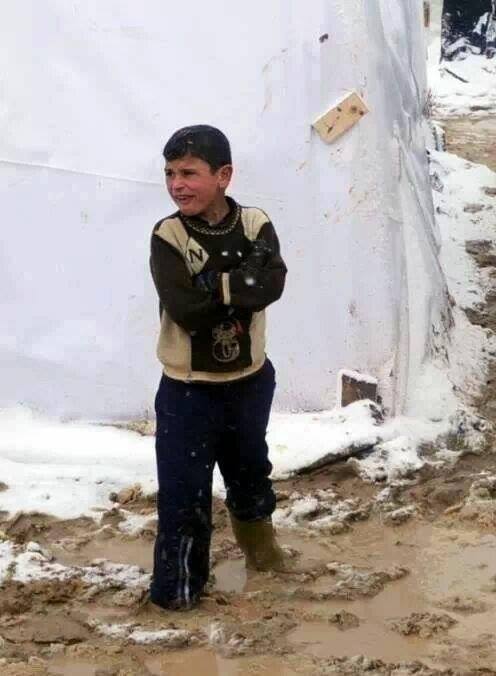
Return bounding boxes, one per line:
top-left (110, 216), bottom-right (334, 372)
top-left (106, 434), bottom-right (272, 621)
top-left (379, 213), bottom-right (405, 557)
top-left (193, 270), bottom-right (220, 295)
top-left (241, 239), bottom-right (273, 270)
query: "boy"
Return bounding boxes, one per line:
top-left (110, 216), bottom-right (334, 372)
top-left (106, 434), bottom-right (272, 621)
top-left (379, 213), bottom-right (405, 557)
top-left (149, 125), bottom-right (287, 610)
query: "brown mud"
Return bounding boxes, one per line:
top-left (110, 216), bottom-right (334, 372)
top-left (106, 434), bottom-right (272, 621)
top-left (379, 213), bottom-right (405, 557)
top-left (2, 454), bottom-right (496, 676)
top-left (443, 117), bottom-right (496, 173)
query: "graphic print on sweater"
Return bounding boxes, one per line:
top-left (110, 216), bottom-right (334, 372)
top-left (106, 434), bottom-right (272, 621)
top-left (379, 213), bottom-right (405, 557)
top-left (191, 315), bottom-right (253, 373)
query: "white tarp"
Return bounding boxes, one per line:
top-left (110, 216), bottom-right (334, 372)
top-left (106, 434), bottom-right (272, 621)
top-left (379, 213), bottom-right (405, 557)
top-left (0, 1), bottom-right (449, 419)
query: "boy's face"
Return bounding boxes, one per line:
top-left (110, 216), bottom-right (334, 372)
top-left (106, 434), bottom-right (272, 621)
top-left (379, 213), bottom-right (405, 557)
top-left (165, 155), bottom-right (232, 218)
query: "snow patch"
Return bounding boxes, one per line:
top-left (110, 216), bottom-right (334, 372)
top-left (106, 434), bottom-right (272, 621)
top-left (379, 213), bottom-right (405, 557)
top-left (89, 620), bottom-right (195, 645)
top-left (118, 510), bottom-right (155, 536)
top-left (267, 401), bottom-right (383, 479)
top-left (0, 539), bottom-right (151, 588)
top-left (429, 55), bottom-right (496, 117)
top-left (351, 437), bottom-right (426, 484)
top-left (273, 489), bottom-right (369, 533)
top-left (128, 628), bottom-right (193, 646)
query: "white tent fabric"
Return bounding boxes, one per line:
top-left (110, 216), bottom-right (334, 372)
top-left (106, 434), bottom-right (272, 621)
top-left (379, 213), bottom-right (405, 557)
top-left (1, 1), bottom-right (449, 419)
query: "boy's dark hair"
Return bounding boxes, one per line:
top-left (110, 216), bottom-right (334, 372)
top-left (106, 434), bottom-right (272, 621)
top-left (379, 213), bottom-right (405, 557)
top-left (163, 125), bottom-right (232, 172)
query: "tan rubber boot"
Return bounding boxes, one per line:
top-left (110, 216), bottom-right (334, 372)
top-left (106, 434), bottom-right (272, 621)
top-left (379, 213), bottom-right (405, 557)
top-left (229, 514), bottom-right (290, 572)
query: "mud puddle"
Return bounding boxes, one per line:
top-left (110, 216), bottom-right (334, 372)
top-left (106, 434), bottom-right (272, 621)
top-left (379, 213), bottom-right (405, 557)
top-left (145, 649), bottom-right (299, 676)
top-left (214, 532), bottom-right (332, 594)
top-left (284, 520), bottom-right (495, 669)
top-left (48, 661), bottom-right (97, 676)
top-left (287, 620), bottom-right (432, 664)
top-left (47, 651), bottom-right (299, 676)
top-left (3, 467), bottom-right (496, 674)
top-left (52, 532), bottom-right (154, 571)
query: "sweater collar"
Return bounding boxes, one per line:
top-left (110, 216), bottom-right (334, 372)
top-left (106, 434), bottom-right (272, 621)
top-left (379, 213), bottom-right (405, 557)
top-left (180, 197), bottom-right (240, 236)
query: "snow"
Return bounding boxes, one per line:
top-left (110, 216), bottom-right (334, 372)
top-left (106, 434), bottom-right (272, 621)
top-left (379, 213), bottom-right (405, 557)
top-left (0, 539), bottom-right (151, 587)
top-left (338, 370), bottom-right (379, 386)
top-left (272, 488), bottom-right (368, 532)
top-left (93, 623), bottom-right (133, 640)
top-left (118, 510), bottom-right (155, 536)
top-left (428, 52), bottom-right (496, 117)
top-left (128, 628), bottom-right (192, 646)
top-left (0, 398), bottom-right (452, 518)
top-left (266, 401), bottom-right (383, 478)
top-left (408, 148), bottom-right (496, 424)
top-left (352, 437), bottom-right (426, 484)
top-left (0, 407), bottom-right (156, 518)
top-left (427, 3), bottom-right (496, 118)
top-left (430, 150), bottom-right (496, 309)
top-left (90, 621), bottom-right (195, 645)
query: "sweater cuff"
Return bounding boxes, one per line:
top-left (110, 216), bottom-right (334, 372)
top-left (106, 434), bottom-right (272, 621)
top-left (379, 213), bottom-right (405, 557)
top-left (220, 272), bottom-right (231, 305)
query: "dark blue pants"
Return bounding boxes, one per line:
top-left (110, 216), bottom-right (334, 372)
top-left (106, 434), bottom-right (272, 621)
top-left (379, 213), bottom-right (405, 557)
top-left (150, 359), bottom-right (277, 609)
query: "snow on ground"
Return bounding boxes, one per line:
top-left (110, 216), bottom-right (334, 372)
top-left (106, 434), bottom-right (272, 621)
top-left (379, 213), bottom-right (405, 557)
top-left (0, 407), bottom-right (156, 519)
top-left (427, 150), bottom-right (496, 407)
top-left (0, 401), bottom-right (447, 519)
top-left (400, 147), bottom-right (496, 458)
top-left (0, 538), bottom-right (150, 588)
top-left (431, 59), bottom-right (496, 117)
top-left (430, 150), bottom-right (496, 308)
top-left (428, 47), bottom-right (496, 117)
top-left (427, 6), bottom-right (496, 119)
top-left (90, 621), bottom-right (196, 646)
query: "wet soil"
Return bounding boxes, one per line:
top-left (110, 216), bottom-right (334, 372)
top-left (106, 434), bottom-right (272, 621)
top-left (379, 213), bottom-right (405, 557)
top-left (442, 117), bottom-right (496, 173)
top-left (2, 453), bottom-right (496, 676)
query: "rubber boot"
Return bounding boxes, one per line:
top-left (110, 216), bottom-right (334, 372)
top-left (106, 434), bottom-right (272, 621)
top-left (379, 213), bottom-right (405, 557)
top-left (229, 514), bottom-right (289, 572)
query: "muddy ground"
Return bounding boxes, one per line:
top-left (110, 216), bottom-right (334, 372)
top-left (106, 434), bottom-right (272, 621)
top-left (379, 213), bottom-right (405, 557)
top-left (443, 117), bottom-right (496, 173)
top-left (2, 115), bottom-right (496, 676)
top-left (2, 447), bottom-right (496, 676)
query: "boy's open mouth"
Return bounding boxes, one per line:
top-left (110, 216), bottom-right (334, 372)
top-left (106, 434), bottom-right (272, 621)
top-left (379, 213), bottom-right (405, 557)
top-left (175, 195), bottom-right (195, 205)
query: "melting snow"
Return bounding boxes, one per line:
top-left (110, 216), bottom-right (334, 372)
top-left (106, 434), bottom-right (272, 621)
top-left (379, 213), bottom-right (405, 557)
top-left (0, 539), bottom-right (151, 588)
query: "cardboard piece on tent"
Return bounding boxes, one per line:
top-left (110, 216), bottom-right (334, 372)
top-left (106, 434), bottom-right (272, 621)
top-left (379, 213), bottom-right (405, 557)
top-left (337, 369), bottom-right (378, 408)
top-left (312, 92), bottom-right (369, 144)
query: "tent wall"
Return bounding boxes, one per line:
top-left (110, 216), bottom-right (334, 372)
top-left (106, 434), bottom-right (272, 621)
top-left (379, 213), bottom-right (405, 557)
top-left (0, 1), bottom-right (449, 419)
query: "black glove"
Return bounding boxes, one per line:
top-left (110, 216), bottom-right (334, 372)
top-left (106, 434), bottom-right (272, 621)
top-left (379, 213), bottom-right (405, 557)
top-left (193, 270), bottom-right (220, 295)
top-left (241, 239), bottom-right (273, 270)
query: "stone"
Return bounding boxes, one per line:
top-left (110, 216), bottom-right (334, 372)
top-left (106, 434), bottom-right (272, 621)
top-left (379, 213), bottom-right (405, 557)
top-left (114, 484), bottom-right (143, 505)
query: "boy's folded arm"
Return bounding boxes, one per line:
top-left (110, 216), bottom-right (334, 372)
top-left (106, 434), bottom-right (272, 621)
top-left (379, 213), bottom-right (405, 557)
top-left (150, 234), bottom-right (228, 332)
top-left (220, 221), bottom-right (287, 312)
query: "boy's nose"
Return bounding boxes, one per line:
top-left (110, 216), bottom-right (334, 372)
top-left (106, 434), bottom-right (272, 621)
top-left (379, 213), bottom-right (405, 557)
top-left (170, 176), bottom-right (184, 190)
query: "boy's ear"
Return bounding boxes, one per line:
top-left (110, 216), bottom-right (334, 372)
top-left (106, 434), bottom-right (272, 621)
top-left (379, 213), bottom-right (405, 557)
top-left (218, 164), bottom-right (233, 189)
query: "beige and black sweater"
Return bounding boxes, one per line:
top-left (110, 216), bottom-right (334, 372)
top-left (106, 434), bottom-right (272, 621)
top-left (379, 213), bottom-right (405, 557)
top-left (150, 197), bottom-right (287, 383)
